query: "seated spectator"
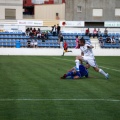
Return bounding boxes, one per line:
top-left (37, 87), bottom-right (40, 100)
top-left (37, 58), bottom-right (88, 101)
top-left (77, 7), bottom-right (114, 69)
top-left (106, 36), bottom-right (111, 43)
top-left (93, 28), bottom-right (98, 38)
top-left (104, 28), bottom-right (108, 37)
top-left (37, 32), bottom-right (41, 39)
top-left (44, 31), bottom-right (48, 39)
top-left (41, 32), bottom-right (45, 42)
top-left (99, 35), bottom-right (103, 43)
top-left (111, 36), bottom-right (116, 44)
top-left (30, 40), bottom-right (34, 48)
top-left (34, 40), bottom-right (38, 48)
top-left (27, 39), bottom-right (31, 48)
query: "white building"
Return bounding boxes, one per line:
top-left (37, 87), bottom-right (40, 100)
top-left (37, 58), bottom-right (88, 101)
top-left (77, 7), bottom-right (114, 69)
top-left (0, 0), bottom-right (23, 20)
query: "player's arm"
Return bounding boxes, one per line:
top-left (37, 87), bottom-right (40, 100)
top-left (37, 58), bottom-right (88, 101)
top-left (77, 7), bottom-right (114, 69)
top-left (73, 75), bottom-right (81, 79)
top-left (87, 45), bottom-right (94, 49)
top-left (81, 51), bottom-right (84, 56)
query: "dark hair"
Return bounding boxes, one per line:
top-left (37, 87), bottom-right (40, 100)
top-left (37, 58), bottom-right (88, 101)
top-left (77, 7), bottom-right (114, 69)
top-left (76, 35), bottom-right (78, 38)
top-left (80, 38), bottom-right (85, 44)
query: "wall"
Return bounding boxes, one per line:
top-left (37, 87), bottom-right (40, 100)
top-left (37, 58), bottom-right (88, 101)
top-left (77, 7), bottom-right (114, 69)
top-left (0, 0), bottom-right (23, 20)
top-left (0, 48), bottom-right (120, 56)
top-left (34, 3), bottom-right (65, 20)
top-left (65, 0), bottom-right (120, 21)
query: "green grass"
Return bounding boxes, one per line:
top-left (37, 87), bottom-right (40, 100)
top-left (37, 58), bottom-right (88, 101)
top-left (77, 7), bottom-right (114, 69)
top-left (0, 56), bottom-right (120, 120)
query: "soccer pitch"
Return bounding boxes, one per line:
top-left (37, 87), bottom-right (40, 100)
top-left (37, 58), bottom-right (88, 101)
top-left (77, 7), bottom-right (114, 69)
top-left (0, 56), bottom-right (120, 120)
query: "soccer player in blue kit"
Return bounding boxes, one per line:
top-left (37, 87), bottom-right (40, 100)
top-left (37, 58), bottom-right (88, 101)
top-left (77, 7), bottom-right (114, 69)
top-left (61, 64), bottom-right (89, 79)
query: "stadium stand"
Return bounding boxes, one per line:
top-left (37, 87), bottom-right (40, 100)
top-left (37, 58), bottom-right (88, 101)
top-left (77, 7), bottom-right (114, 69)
top-left (98, 33), bottom-right (120, 48)
top-left (0, 31), bottom-right (91, 48)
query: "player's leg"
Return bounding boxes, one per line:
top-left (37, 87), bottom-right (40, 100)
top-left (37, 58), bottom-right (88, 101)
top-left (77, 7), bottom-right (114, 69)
top-left (75, 56), bottom-right (86, 71)
top-left (61, 70), bottom-right (75, 79)
top-left (88, 59), bottom-right (109, 79)
top-left (93, 67), bottom-right (109, 79)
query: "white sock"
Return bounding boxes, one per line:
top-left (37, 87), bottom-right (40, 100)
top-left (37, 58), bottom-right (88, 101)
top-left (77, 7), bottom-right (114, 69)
top-left (99, 69), bottom-right (107, 76)
top-left (75, 60), bottom-right (80, 70)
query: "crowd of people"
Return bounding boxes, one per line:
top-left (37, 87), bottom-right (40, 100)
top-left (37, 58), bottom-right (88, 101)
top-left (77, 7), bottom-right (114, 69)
top-left (85, 28), bottom-right (108, 38)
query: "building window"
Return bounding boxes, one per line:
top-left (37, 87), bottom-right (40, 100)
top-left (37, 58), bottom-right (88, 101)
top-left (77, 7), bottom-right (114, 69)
top-left (5, 9), bottom-right (16, 19)
top-left (93, 9), bottom-right (103, 17)
top-left (115, 8), bottom-right (120, 16)
top-left (77, 6), bottom-right (82, 12)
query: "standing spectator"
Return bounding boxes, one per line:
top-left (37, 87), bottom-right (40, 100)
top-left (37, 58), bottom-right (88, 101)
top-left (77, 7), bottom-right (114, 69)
top-left (52, 25), bottom-right (56, 36)
top-left (57, 24), bottom-right (61, 35)
top-left (26, 28), bottom-right (30, 36)
top-left (29, 28), bottom-right (33, 37)
top-left (59, 33), bottom-right (63, 48)
top-left (97, 28), bottom-right (101, 37)
top-left (85, 28), bottom-right (89, 36)
top-left (75, 35), bottom-right (79, 49)
top-left (93, 28), bottom-right (98, 38)
top-left (85, 28), bottom-right (91, 37)
top-left (104, 28), bottom-right (108, 37)
top-left (37, 28), bottom-right (40, 33)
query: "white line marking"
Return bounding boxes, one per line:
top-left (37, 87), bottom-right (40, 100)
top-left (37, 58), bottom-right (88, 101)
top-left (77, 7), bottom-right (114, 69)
top-left (53, 57), bottom-right (120, 72)
top-left (0, 99), bottom-right (119, 102)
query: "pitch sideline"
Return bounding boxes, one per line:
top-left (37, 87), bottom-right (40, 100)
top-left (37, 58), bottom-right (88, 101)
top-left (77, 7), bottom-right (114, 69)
top-left (0, 98), bottom-right (119, 102)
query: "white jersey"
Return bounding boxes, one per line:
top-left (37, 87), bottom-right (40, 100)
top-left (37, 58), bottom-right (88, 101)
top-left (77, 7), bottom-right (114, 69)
top-left (80, 43), bottom-right (94, 59)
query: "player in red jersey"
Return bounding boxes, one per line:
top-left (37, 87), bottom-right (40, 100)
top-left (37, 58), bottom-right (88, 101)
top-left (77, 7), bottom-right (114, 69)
top-left (62, 41), bottom-right (72, 56)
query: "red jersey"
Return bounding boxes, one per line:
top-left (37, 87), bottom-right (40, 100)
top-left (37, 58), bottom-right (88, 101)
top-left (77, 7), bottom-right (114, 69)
top-left (64, 42), bottom-right (68, 50)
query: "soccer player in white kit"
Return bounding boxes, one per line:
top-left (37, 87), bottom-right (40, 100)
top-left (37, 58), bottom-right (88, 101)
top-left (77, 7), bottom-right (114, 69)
top-left (75, 38), bottom-right (109, 79)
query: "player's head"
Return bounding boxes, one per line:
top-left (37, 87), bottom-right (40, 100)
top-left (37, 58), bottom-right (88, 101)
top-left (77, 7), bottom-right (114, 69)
top-left (79, 38), bottom-right (85, 46)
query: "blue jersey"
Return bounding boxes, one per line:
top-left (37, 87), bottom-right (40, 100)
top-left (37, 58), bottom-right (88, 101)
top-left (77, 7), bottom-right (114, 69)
top-left (79, 64), bottom-right (89, 78)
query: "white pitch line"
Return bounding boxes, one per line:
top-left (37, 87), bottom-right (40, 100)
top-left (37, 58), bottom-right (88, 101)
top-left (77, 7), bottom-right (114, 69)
top-left (53, 57), bottom-right (120, 72)
top-left (0, 98), bottom-right (120, 102)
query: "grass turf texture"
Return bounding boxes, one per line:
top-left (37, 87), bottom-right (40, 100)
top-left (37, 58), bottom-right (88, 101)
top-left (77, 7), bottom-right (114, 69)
top-left (0, 56), bottom-right (120, 120)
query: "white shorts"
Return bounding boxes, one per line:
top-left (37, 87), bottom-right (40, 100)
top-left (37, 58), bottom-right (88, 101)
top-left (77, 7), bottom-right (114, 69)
top-left (82, 56), bottom-right (97, 67)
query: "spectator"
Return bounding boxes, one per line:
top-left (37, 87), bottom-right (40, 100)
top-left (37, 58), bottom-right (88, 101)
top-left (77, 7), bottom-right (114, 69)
top-left (111, 36), bottom-right (116, 44)
top-left (34, 40), bottom-right (38, 48)
top-left (29, 28), bottom-right (33, 37)
top-left (99, 35), bottom-right (103, 46)
top-left (104, 28), bottom-right (108, 37)
top-left (37, 32), bottom-right (41, 39)
top-left (37, 28), bottom-right (40, 33)
top-left (85, 28), bottom-right (90, 36)
top-left (26, 28), bottom-right (30, 36)
top-left (44, 31), bottom-right (48, 39)
top-left (41, 32), bottom-right (45, 42)
top-left (93, 28), bottom-right (98, 38)
top-left (27, 39), bottom-right (31, 48)
top-left (52, 25), bottom-right (56, 36)
top-left (75, 35), bottom-right (79, 49)
top-left (97, 28), bottom-right (101, 37)
top-left (85, 28), bottom-right (91, 37)
top-left (106, 36), bottom-right (111, 43)
top-left (57, 24), bottom-right (61, 35)
top-left (59, 33), bottom-right (63, 48)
